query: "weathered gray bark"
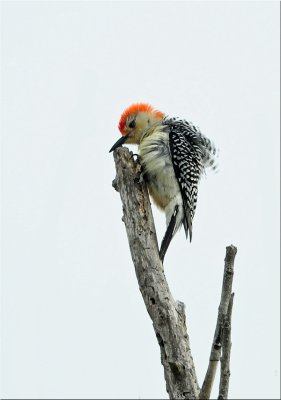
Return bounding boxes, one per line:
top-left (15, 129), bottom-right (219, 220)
top-left (218, 292), bottom-right (234, 399)
top-left (199, 246), bottom-right (237, 400)
top-left (112, 147), bottom-right (237, 400)
top-left (112, 147), bottom-right (199, 399)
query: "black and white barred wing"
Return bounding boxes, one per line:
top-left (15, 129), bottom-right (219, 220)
top-left (168, 128), bottom-right (203, 241)
top-left (183, 120), bottom-right (218, 171)
top-left (165, 117), bottom-right (218, 240)
top-left (166, 117), bottom-right (219, 171)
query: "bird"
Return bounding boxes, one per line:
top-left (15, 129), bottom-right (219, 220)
top-left (110, 103), bottom-right (218, 262)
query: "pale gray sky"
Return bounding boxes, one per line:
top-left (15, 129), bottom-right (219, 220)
top-left (1, 1), bottom-right (280, 399)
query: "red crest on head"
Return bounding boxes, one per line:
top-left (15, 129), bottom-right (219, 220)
top-left (118, 103), bottom-right (164, 135)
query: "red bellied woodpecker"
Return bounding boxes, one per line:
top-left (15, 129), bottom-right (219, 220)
top-left (110, 103), bottom-right (218, 262)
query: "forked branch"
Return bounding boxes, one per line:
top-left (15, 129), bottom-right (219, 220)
top-left (199, 245), bottom-right (237, 400)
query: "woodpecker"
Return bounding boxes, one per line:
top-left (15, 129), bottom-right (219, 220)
top-left (110, 103), bottom-right (218, 262)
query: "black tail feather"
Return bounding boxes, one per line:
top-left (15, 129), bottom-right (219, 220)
top-left (183, 207), bottom-right (193, 242)
top-left (159, 205), bottom-right (179, 262)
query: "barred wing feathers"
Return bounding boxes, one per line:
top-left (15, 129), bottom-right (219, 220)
top-left (165, 117), bottom-right (218, 240)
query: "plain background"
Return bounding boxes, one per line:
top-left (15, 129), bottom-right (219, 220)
top-left (1, 1), bottom-right (280, 399)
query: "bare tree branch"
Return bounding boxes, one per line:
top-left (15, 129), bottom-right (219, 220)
top-left (199, 245), bottom-right (237, 400)
top-left (112, 147), bottom-right (200, 399)
top-left (218, 292), bottom-right (234, 399)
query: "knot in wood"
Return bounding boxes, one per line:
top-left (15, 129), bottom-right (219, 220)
top-left (168, 361), bottom-right (187, 381)
top-left (112, 178), bottom-right (119, 191)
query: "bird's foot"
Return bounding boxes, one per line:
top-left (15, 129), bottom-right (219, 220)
top-left (131, 153), bottom-right (141, 162)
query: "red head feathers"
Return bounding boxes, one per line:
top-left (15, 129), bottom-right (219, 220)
top-left (118, 103), bottom-right (164, 135)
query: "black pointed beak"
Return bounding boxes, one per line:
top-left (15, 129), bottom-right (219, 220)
top-left (109, 133), bottom-right (130, 153)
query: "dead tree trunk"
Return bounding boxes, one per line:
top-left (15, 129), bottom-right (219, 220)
top-left (112, 147), bottom-right (237, 400)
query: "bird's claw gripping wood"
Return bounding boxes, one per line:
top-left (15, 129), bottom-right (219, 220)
top-left (131, 153), bottom-right (145, 184)
top-left (110, 102), bottom-right (218, 260)
top-left (131, 153), bottom-right (141, 162)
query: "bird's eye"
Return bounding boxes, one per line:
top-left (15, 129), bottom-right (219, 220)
top-left (129, 120), bottom-right (136, 129)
